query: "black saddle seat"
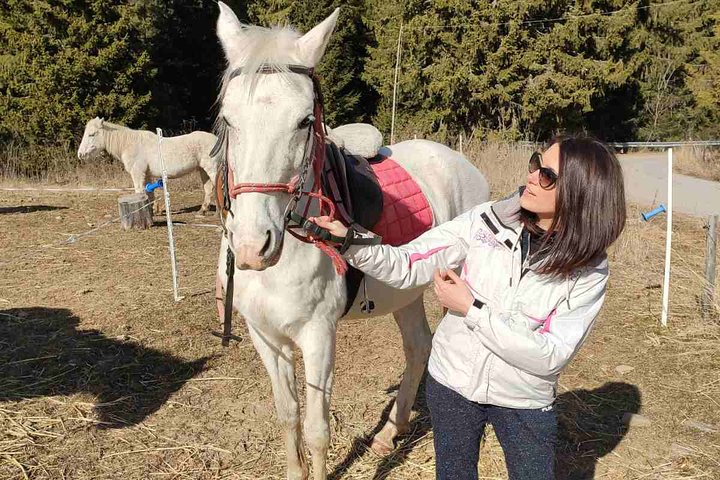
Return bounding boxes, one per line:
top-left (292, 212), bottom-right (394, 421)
top-left (321, 142), bottom-right (384, 231)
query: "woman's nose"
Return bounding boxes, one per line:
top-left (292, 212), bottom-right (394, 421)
top-left (527, 169), bottom-right (539, 185)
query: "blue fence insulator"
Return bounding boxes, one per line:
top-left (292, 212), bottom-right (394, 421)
top-left (145, 178), bottom-right (164, 193)
top-left (641, 204), bottom-right (666, 221)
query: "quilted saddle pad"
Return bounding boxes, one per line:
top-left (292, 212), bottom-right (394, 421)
top-left (369, 157), bottom-right (434, 246)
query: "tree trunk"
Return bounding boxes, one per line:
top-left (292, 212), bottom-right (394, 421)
top-left (118, 193), bottom-right (153, 230)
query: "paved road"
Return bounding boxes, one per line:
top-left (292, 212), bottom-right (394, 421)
top-left (619, 152), bottom-right (720, 217)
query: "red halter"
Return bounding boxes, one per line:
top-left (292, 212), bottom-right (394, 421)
top-left (221, 77), bottom-right (347, 275)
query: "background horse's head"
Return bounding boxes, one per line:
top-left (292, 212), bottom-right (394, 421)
top-left (215, 2), bottom-right (338, 271)
top-left (77, 117), bottom-right (106, 160)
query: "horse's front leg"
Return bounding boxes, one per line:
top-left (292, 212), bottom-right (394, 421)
top-left (297, 320), bottom-right (336, 480)
top-left (247, 324), bottom-right (308, 480)
top-left (130, 166), bottom-right (156, 215)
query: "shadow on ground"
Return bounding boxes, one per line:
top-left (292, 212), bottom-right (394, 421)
top-left (0, 307), bottom-right (208, 427)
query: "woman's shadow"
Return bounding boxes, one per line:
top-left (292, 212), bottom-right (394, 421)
top-left (0, 307), bottom-right (208, 427)
top-left (329, 374), bottom-right (640, 479)
top-left (556, 381), bottom-right (641, 479)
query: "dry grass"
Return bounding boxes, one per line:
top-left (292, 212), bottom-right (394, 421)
top-left (672, 146), bottom-right (720, 182)
top-left (0, 141), bottom-right (719, 479)
top-left (0, 143), bottom-right (130, 188)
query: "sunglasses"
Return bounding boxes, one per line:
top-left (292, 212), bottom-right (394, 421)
top-left (528, 152), bottom-right (559, 190)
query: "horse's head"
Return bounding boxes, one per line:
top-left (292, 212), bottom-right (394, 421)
top-left (77, 117), bottom-right (106, 160)
top-left (215, 2), bottom-right (339, 270)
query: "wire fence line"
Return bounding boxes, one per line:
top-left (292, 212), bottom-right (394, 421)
top-left (517, 140), bottom-right (720, 149)
top-left (0, 186), bottom-right (134, 193)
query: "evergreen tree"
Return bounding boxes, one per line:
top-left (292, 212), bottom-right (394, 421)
top-left (364, 0), bottom-right (641, 141)
top-left (636, 0), bottom-right (720, 140)
top-left (688, 12), bottom-right (720, 138)
top-left (0, 0), bottom-right (157, 145)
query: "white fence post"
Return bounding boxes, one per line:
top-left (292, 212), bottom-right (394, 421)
top-left (156, 128), bottom-right (183, 302)
top-left (661, 148), bottom-right (673, 327)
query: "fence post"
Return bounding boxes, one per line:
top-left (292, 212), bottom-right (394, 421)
top-left (661, 148), bottom-right (673, 327)
top-left (702, 215), bottom-right (718, 319)
top-left (156, 128), bottom-right (183, 302)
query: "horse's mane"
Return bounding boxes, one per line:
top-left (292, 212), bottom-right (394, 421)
top-left (101, 121), bottom-right (154, 153)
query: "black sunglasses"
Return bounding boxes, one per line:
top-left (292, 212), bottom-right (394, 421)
top-left (528, 152), bottom-right (558, 190)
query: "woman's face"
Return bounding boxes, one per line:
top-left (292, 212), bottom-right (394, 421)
top-left (520, 143), bottom-right (560, 224)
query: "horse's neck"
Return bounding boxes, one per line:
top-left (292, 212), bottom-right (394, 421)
top-left (102, 125), bottom-right (151, 167)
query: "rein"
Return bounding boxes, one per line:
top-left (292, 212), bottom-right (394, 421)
top-left (212, 64), bottom-right (347, 346)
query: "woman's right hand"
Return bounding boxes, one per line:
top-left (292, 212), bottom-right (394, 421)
top-left (308, 216), bottom-right (349, 239)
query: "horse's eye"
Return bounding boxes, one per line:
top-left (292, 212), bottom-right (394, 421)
top-left (298, 115), bottom-right (315, 129)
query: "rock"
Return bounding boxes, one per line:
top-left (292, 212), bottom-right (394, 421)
top-left (682, 419), bottom-right (719, 433)
top-left (623, 412), bottom-right (651, 427)
top-left (669, 443), bottom-right (694, 459)
top-left (615, 365), bottom-right (635, 375)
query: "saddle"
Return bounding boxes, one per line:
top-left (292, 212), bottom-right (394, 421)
top-left (322, 141), bottom-right (383, 231)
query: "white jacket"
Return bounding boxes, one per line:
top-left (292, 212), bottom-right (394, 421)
top-left (345, 199), bottom-right (608, 409)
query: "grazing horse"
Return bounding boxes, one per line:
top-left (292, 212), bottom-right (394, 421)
top-left (213, 3), bottom-right (490, 479)
top-left (77, 117), bottom-right (219, 214)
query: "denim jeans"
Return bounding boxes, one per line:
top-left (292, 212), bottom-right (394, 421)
top-left (426, 374), bottom-right (557, 480)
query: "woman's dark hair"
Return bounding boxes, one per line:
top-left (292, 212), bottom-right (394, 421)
top-left (521, 134), bottom-right (626, 276)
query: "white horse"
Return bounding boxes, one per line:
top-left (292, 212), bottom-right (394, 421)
top-left (213, 4), bottom-right (490, 479)
top-left (77, 117), bottom-right (219, 214)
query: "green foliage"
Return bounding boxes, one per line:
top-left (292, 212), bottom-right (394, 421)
top-left (0, 0), bottom-right (157, 145)
top-left (364, 0), bottom-right (645, 141)
top-left (1, 0), bottom-right (719, 167)
top-left (631, 0), bottom-right (719, 140)
top-left (687, 12), bottom-right (720, 136)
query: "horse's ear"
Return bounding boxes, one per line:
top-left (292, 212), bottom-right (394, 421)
top-left (217, 2), bottom-right (244, 65)
top-left (296, 8), bottom-right (339, 67)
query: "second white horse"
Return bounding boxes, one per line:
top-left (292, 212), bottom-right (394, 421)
top-left (77, 117), bottom-right (219, 214)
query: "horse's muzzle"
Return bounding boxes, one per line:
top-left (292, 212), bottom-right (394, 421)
top-left (233, 229), bottom-right (282, 271)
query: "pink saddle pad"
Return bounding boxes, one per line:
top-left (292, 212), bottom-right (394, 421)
top-left (370, 158), bottom-right (434, 246)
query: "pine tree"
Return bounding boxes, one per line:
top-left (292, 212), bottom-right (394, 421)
top-left (688, 12), bottom-right (720, 138)
top-left (0, 0), bottom-right (158, 145)
top-left (637, 0), bottom-right (720, 140)
top-left (364, 0), bottom-right (642, 141)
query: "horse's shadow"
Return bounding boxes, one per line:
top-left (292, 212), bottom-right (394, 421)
top-left (330, 376), bottom-right (432, 480)
top-left (0, 205), bottom-right (68, 214)
top-left (329, 375), bottom-right (640, 480)
top-left (175, 204), bottom-right (216, 215)
top-left (0, 307), bottom-right (208, 427)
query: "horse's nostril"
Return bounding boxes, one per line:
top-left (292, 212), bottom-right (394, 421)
top-left (260, 230), bottom-right (273, 258)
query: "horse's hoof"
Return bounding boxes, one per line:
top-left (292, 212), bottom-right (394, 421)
top-left (369, 436), bottom-right (395, 457)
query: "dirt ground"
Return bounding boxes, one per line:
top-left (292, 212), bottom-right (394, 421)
top-left (1, 177), bottom-right (719, 479)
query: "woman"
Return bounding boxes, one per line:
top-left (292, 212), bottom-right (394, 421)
top-left (311, 134), bottom-right (626, 479)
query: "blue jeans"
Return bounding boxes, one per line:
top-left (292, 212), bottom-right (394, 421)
top-left (426, 374), bottom-right (557, 480)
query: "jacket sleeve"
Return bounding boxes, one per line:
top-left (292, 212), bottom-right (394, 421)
top-left (463, 264), bottom-right (608, 377)
top-left (342, 204), bottom-right (483, 290)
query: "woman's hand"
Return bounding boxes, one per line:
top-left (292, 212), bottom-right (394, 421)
top-left (308, 216), bottom-right (349, 239)
top-left (433, 269), bottom-right (474, 316)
